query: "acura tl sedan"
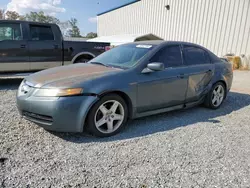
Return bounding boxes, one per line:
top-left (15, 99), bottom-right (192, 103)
top-left (17, 41), bottom-right (233, 137)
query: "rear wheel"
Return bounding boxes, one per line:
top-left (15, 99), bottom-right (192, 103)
top-left (75, 58), bottom-right (90, 63)
top-left (204, 82), bottom-right (226, 109)
top-left (86, 94), bottom-right (128, 137)
top-left (74, 54), bottom-right (94, 63)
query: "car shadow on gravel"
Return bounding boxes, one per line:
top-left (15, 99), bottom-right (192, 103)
top-left (52, 91), bottom-right (250, 143)
top-left (0, 78), bottom-right (23, 90)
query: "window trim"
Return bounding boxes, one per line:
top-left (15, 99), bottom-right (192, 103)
top-left (29, 24), bottom-right (55, 41)
top-left (182, 45), bottom-right (212, 66)
top-left (0, 22), bottom-right (23, 41)
top-left (204, 51), bottom-right (212, 64)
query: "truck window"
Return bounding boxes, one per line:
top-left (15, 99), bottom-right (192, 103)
top-left (30, 25), bottom-right (54, 41)
top-left (0, 23), bottom-right (22, 41)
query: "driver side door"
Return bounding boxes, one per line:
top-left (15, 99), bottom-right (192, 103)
top-left (0, 22), bottom-right (29, 72)
top-left (136, 45), bottom-right (188, 113)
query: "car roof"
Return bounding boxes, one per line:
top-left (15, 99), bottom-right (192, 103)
top-left (129, 40), bottom-right (206, 48)
top-left (126, 40), bottom-right (220, 60)
top-left (129, 40), bottom-right (216, 53)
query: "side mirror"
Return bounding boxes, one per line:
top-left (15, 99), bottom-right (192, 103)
top-left (142, 62), bottom-right (165, 73)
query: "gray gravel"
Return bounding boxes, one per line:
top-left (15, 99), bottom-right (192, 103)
top-left (1, 73), bottom-right (250, 188)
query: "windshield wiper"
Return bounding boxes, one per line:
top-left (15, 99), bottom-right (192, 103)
top-left (90, 62), bottom-right (127, 69)
top-left (90, 62), bottom-right (109, 67)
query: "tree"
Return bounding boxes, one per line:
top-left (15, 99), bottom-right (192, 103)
top-left (68, 18), bottom-right (81, 37)
top-left (5, 11), bottom-right (20, 20)
top-left (24, 11), bottom-right (60, 24)
top-left (86, 32), bottom-right (97, 38)
top-left (0, 9), bottom-right (5, 19)
top-left (58, 21), bottom-right (71, 36)
top-left (0, 10), bottom-right (83, 37)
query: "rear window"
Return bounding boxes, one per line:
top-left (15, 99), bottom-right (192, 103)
top-left (183, 46), bottom-right (210, 65)
top-left (30, 25), bottom-right (54, 41)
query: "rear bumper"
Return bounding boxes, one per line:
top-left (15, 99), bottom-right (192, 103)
top-left (16, 94), bottom-right (98, 132)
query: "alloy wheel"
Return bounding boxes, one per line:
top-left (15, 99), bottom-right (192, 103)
top-left (94, 100), bottom-right (125, 134)
top-left (211, 85), bottom-right (225, 107)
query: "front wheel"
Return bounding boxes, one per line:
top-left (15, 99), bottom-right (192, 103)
top-left (204, 82), bottom-right (226, 109)
top-left (86, 94), bottom-right (128, 137)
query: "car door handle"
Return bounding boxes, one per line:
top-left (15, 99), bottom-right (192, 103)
top-left (20, 44), bottom-right (26, 48)
top-left (68, 47), bottom-right (73, 52)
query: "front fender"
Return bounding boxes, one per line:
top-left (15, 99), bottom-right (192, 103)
top-left (77, 95), bottom-right (99, 131)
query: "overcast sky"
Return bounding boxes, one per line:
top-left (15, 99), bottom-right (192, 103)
top-left (0, 0), bottom-right (135, 35)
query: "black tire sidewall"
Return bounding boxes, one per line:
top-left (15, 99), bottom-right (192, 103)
top-left (86, 94), bottom-right (128, 137)
top-left (75, 59), bottom-right (89, 63)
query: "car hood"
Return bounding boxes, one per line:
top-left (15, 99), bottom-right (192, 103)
top-left (25, 64), bottom-right (122, 88)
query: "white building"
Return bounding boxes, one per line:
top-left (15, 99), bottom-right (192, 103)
top-left (97, 0), bottom-right (250, 57)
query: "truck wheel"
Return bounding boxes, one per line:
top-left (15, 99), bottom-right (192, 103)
top-left (75, 58), bottom-right (89, 63)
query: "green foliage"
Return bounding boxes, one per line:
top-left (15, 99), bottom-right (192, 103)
top-left (5, 11), bottom-right (20, 20)
top-left (0, 10), bottom-right (95, 38)
top-left (0, 9), bottom-right (5, 19)
top-left (86, 32), bottom-right (97, 38)
top-left (68, 18), bottom-right (81, 37)
top-left (24, 11), bottom-right (60, 24)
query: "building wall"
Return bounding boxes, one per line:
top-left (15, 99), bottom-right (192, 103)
top-left (97, 0), bottom-right (250, 57)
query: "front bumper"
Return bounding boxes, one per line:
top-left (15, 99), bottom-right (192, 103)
top-left (16, 94), bottom-right (98, 132)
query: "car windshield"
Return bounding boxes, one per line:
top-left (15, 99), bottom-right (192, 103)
top-left (88, 44), bottom-right (155, 69)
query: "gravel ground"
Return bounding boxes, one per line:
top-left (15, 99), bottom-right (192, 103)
top-left (1, 72), bottom-right (250, 188)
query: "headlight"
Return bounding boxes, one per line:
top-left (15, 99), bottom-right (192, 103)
top-left (34, 88), bottom-right (83, 97)
top-left (17, 80), bottom-right (25, 96)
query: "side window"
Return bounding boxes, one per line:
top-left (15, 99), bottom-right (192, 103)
top-left (0, 23), bottom-right (22, 41)
top-left (183, 46), bottom-right (210, 65)
top-left (150, 45), bottom-right (183, 67)
top-left (30, 25), bottom-right (54, 41)
top-left (204, 51), bottom-right (211, 64)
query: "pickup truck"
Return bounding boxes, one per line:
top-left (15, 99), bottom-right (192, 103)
top-left (0, 20), bottom-right (110, 74)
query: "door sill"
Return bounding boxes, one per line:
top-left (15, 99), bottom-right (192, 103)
top-left (184, 96), bottom-right (205, 109)
top-left (135, 104), bottom-right (184, 118)
top-left (134, 97), bottom-right (205, 119)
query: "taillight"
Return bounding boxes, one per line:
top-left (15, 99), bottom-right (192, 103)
top-left (105, 46), bottom-right (111, 51)
top-left (105, 45), bottom-right (115, 51)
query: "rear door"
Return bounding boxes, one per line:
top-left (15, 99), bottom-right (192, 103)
top-left (28, 24), bottom-right (63, 70)
top-left (0, 22), bottom-right (29, 72)
top-left (182, 45), bottom-right (214, 103)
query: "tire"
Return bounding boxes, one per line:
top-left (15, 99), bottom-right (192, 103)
top-left (204, 82), bottom-right (226, 109)
top-left (86, 94), bottom-right (128, 137)
top-left (75, 58), bottom-right (89, 63)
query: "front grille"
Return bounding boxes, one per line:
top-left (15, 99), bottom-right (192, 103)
top-left (23, 111), bottom-right (53, 124)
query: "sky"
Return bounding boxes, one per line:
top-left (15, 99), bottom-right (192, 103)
top-left (0, 0), bottom-right (136, 35)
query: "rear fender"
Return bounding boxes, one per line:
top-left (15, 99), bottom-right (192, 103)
top-left (71, 52), bottom-right (96, 63)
